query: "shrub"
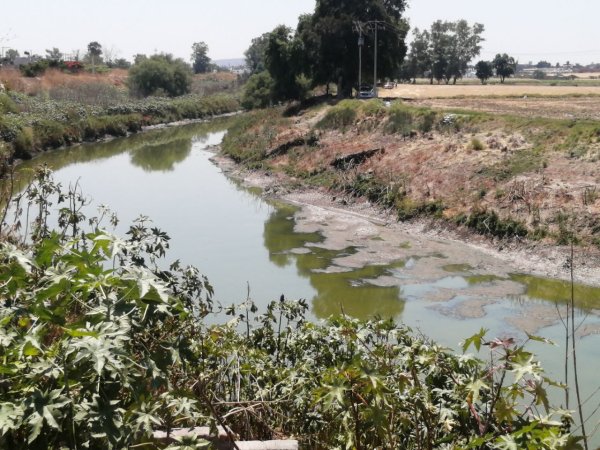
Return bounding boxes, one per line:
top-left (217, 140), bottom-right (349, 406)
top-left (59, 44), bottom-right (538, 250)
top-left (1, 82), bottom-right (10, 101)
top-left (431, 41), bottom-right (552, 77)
top-left (0, 171), bottom-right (573, 449)
top-left (316, 100), bottom-right (359, 130)
top-left (0, 93), bottom-right (18, 114)
top-left (241, 71), bottom-right (274, 110)
top-left (360, 99), bottom-right (386, 117)
top-left (418, 110), bottom-right (436, 133)
top-left (385, 103), bottom-right (414, 135)
top-left (470, 137), bottom-right (485, 150)
top-left (33, 119), bottom-right (67, 148)
top-left (19, 59), bottom-right (50, 77)
top-left (128, 54), bottom-right (193, 97)
top-left (12, 127), bottom-right (34, 159)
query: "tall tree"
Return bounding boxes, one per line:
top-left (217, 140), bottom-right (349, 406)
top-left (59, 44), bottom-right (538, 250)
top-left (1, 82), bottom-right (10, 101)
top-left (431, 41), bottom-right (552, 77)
top-left (493, 53), bottom-right (516, 83)
top-left (244, 33), bottom-right (270, 74)
top-left (87, 41), bottom-right (102, 73)
top-left (404, 28), bottom-right (431, 83)
top-left (448, 20), bottom-right (485, 84)
top-left (426, 20), bottom-right (484, 84)
top-left (191, 41), bottom-right (211, 74)
top-left (297, 0), bottom-right (408, 97)
top-left (264, 25), bottom-right (301, 102)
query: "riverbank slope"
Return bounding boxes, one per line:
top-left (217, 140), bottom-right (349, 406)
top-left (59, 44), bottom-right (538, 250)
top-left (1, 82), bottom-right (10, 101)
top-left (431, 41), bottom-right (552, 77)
top-left (218, 96), bottom-right (600, 285)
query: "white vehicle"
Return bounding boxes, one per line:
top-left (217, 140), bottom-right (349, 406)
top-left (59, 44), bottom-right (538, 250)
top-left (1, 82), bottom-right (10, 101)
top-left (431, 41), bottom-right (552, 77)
top-left (358, 84), bottom-right (375, 98)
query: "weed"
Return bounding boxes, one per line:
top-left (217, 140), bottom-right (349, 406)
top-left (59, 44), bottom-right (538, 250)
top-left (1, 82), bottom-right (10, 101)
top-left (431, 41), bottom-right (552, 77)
top-left (471, 137), bottom-right (485, 150)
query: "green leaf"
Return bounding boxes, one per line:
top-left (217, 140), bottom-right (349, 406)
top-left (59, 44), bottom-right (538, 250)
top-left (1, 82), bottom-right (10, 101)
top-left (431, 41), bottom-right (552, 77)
top-left (526, 333), bottom-right (556, 346)
top-left (461, 328), bottom-right (487, 353)
top-left (63, 328), bottom-right (100, 338)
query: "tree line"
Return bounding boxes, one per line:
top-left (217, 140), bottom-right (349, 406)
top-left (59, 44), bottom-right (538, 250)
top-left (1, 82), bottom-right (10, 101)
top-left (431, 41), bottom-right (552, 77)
top-left (241, 1), bottom-right (521, 108)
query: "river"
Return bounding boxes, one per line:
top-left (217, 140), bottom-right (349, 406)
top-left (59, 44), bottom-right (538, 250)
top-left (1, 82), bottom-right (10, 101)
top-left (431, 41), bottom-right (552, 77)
top-left (15, 119), bottom-right (600, 445)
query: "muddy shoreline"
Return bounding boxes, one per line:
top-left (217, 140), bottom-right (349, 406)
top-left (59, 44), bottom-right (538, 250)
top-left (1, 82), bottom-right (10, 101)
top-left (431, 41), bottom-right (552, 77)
top-left (211, 151), bottom-right (600, 289)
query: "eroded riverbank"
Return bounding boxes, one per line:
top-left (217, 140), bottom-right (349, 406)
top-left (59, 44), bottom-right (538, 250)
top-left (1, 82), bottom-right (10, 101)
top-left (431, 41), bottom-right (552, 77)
top-left (212, 150), bottom-right (600, 337)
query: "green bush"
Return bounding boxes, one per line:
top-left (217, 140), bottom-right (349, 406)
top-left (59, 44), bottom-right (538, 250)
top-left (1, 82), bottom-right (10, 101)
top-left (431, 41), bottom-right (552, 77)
top-left (12, 127), bottom-right (34, 159)
top-left (241, 71), bottom-right (274, 110)
top-left (0, 171), bottom-right (574, 449)
top-left (360, 99), bottom-right (386, 117)
top-left (128, 54), bottom-right (193, 97)
top-left (0, 93), bottom-right (18, 114)
top-left (418, 110), bottom-right (436, 133)
top-left (385, 103), bottom-right (414, 135)
top-left (33, 119), bottom-right (67, 149)
top-left (19, 59), bottom-right (50, 77)
top-left (316, 100), bottom-right (359, 130)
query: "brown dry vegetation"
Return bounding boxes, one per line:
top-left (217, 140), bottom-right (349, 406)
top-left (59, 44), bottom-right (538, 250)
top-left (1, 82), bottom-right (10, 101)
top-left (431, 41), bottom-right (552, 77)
top-left (0, 67), bottom-right (128, 96)
top-left (222, 97), bottom-right (600, 250)
top-left (383, 83), bottom-right (600, 99)
top-left (413, 96), bottom-right (600, 121)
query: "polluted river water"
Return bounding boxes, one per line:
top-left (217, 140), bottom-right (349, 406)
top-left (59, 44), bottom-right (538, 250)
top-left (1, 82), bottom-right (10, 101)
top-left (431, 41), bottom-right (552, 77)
top-left (14, 119), bottom-right (600, 445)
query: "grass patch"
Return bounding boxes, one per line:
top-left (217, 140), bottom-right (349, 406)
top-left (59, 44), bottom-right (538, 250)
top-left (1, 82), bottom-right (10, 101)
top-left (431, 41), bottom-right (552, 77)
top-left (315, 100), bottom-right (360, 130)
top-left (221, 108), bottom-right (287, 165)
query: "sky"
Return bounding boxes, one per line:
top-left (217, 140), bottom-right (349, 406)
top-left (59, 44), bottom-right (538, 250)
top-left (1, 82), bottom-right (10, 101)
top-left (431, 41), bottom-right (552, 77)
top-left (1, 0), bottom-right (599, 65)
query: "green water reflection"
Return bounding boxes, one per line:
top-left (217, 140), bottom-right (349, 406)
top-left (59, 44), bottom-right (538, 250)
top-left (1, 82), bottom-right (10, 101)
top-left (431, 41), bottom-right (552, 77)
top-left (262, 201), bottom-right (406, 320)
top-left (510, 274), bottom-right (600, 310)
top-left (18, 119), bottom-right (232, 179)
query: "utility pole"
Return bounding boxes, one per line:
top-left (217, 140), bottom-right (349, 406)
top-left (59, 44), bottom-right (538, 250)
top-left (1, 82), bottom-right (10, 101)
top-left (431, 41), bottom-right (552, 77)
top-left (353, 21), bottom-right (365, 97)
top-left (354, 20), bottom-right (386, 98)
top-left (373, 25), bottom-right (378, 97)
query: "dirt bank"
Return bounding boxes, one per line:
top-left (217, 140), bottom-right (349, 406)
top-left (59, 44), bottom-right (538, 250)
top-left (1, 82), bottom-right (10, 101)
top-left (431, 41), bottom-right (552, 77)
top-left (213, 152), bottom-right (600, 288)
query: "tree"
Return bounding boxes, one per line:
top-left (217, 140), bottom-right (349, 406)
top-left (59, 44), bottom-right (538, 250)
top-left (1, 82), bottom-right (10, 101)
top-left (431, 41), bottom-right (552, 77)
top-left (264, 25), bottom-right (302, 102)
top-left (297, 0), bottom-right (409, 97)
top-left (448, 20), bottom-right (485, 84)
top-left (110, 58), bottom-right (131, 69)
top-left (3, 49), bottom-right (19, 64)
top-left (244, 33), bottom-right (270, 74)
top-left (475, 60), bottom-right (493, 84)
top-left (45, 47), bottom-right (63, 64)
top-left (404, 28), bottom-right (432, 83)
top-left (424, 20), bottom-right (484, 84)
top-left (87, 41), bottom-right (102, 73)
top-left (536, 60), bottom-right (552, 69)
top-left (241, 71), bottom-right (274, 109)
top-left (128, 54), bottom-right (192, 97)
top-left (493, 53), bottom-right (516, 83)
top-left (191, 41), bottom-right (211, 74)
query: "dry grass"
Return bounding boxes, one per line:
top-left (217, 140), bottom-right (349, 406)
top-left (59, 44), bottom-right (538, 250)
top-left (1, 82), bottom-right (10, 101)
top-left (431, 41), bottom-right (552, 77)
top-left (0, 68), bottom-right (128, 96)
top-left (382, 83), bottom-right (600, 99)
top-left (414, 96), bottom-right (600, 121)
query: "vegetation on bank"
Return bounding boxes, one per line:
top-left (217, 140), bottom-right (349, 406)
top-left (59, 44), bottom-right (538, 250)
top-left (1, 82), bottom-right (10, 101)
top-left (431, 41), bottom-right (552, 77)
top-left (0, 90), bottom-right (239, 161)
top-left (221, 99), bottom-right (600, 247)
top-left (0, 169), bottom-right (577, 449)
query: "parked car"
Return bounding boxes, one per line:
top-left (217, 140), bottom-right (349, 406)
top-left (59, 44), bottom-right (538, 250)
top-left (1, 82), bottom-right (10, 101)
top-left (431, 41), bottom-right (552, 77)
top-left (383, 81), bottom-right (394, 89)
top-left (358, 84), bottom-right (375, 98)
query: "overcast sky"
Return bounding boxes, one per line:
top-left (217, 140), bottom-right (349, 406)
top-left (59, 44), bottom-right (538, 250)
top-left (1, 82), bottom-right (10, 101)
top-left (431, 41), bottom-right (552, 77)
top-left (2, 0), bottom-right (599, 65)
